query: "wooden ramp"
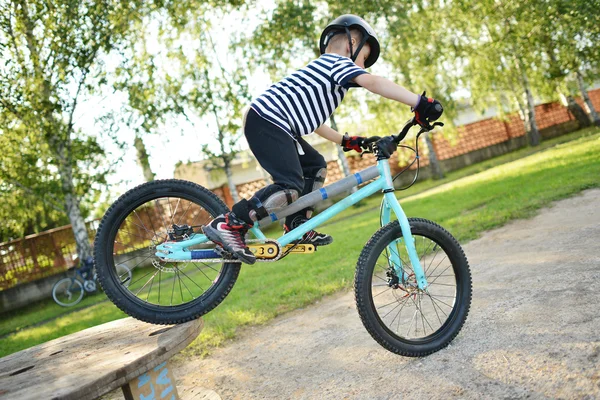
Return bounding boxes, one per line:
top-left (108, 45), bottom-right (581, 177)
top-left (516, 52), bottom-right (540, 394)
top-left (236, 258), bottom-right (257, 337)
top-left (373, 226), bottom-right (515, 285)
top-left (0, 317), bottom-right (218, 400)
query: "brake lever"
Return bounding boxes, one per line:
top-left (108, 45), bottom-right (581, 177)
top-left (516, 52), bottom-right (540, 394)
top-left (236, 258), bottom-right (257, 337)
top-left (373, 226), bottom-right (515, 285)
top-left (360, 147), bottom-right (374, 157)
top-left (418, 120), bottom-right (445, 131)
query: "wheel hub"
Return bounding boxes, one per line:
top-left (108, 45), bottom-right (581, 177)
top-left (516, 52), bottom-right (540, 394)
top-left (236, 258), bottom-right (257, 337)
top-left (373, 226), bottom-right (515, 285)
top-left (83, 280), bottom-right (96, 292)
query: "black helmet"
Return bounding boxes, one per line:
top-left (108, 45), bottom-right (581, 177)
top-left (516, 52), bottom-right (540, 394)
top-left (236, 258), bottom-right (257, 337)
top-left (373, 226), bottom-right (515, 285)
top-left (319, 14), bottom-right (380, 68)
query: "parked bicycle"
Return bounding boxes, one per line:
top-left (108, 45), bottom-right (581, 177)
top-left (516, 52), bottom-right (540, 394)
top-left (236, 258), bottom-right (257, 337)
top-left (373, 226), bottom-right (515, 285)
top-left (94, 118), bottom-right (472, 356)
top-left (52, 256), bottom-right (132, 307)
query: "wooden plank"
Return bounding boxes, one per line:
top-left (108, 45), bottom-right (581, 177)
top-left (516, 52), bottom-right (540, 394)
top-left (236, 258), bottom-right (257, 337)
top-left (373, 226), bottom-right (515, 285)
top-left (0, 317), bottom-right (202, 400)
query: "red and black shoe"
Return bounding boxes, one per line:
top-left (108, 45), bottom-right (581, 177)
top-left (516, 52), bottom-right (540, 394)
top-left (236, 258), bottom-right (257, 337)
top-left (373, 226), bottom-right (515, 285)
top-left (202, 213), bottom-right (256, 264)
top-left (284, 216), bottom-right (333, 246)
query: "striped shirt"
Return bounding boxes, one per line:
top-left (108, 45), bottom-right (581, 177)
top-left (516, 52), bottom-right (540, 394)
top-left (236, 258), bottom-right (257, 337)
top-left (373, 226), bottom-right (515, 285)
top-left (250, 53), bottom-right (368, 138)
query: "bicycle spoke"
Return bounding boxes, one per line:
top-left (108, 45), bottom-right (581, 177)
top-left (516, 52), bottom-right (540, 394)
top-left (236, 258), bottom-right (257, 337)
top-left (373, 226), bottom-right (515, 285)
top-left (191, 262), bottom-right (214, 284)
top-left (426, 294), bottom-right (455, 310)
top-left (372, 287), bottom-right (392, 297)
top-left (170, 269), bottom-right (176, 306)
top-left (428, 293), bottom-right (443, 325)
top-left (178, 265), bottom-right (206, 292)
top-left (155, 199), bottom-right (169, 235)
top-left (134, 270), bottom-right (160, 298)
top-left (133, 210), bottom-right (156, 239)
top-left (176, 200), bottom-right (194, 226)
top-left (427, 264), bottom-right (453, 286)
top-left (113, 250), bottom-right (154, 267)
top-left (158, 269), bottom-right (162, 304)
top-left (170, 197), bottom-right (181, 227)
top-left (176, 269), bottom-right (198, 300)
top-left (381, 297), bottom-right (409, 319)
top-left (426, 256), bottom-right (449, 282)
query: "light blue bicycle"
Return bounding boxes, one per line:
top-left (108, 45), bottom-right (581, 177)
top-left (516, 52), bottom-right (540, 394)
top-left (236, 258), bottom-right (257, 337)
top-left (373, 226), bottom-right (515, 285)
top-left (94, 118), bottom-right (472, 356)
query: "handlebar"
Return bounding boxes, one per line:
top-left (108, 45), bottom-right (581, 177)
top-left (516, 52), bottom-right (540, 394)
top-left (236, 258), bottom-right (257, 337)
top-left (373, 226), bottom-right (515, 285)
top-left (360, 118), bottom-right (445, 158)
top-left (392, 117), bottom-right (445, 144)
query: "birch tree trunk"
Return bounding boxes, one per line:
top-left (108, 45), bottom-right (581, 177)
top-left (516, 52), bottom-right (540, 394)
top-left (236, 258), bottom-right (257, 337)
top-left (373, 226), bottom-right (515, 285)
top-left (56, 142), bottom-right (93, 261)
top-left (330, 114), bottom-right (355, 193)
top-left (424, 132), bottom-right (444, 179)
top-left (513, 93), bottom-right (530, 137)
top-left (560, 93), bottom-right (591, 128)
top-left (21, 0), bottom-right (93, 262)
top-left (134, 135), bottom-right (155, 182)
top-left (576, 70), bottom-right (600, 126)
top-left (224, 161), bottom-right (240, 203)
top-left (522, 70), bottom-right (541, 146)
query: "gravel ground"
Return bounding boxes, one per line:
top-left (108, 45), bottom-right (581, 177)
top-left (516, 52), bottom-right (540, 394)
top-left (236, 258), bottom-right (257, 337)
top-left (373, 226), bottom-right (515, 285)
top-left (175, 189), bottom-right (600, 400)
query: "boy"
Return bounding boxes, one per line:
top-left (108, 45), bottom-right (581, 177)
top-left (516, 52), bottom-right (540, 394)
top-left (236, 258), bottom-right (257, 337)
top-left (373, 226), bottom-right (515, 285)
top-left (203, 14), bottom-right (443, 264)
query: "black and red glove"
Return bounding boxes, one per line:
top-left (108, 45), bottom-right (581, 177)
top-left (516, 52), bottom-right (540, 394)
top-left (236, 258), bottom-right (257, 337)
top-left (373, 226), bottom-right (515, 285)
top-left (412, 93), bottom-right (443, 127)
top-left (341, 133), bottom-right (367, 153)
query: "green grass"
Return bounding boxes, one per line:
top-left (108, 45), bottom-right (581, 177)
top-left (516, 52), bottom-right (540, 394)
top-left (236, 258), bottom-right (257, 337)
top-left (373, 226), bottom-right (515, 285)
top-left (0, 291), bottom-right (109, 337)
top-left (1, 127), bottom-right (599, 358)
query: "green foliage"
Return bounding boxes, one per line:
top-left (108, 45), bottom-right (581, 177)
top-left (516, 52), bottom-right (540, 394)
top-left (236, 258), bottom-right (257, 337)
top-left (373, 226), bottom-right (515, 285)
top-left (0, 0), bottom-right (131, 241)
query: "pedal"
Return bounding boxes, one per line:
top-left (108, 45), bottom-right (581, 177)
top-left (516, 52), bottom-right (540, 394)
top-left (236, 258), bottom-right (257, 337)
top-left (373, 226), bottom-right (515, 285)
top-left (282, 244), bottom-right (315, 254)
top-left (248, 240), bottom-right (281, 260)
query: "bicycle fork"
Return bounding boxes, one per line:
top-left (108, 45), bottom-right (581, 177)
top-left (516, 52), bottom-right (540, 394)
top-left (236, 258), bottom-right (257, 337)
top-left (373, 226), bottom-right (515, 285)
top-left (378, 161), bottom-right (429, 290)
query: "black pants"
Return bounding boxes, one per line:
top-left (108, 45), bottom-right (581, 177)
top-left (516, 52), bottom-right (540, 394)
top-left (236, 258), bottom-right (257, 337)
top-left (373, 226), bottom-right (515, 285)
top-left (232, 108), bottom-right (327, 225)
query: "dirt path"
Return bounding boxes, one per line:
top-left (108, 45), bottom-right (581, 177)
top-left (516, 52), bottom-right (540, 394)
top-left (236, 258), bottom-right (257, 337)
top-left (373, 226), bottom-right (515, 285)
top-left (176, 189), bottom-right (600, 399)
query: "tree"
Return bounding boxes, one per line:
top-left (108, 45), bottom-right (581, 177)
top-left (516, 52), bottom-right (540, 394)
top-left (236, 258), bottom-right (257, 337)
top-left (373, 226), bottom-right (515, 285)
top-left (448, 0), bottom-right (551, 146)
top-left (112, 30), bottom-right (187, 182)
top-left (0, 119), bottom-right (69, 241)
top-left (535, 0), bottom-right (600, 127)
top-left (0, 0), bottom-right (148, 258)
top-left (160, 13), bottom-right (252, 203)
top-left (577, 69), bottom-right (600, 126)
top-left (0, 0), bottom-right (247, 249)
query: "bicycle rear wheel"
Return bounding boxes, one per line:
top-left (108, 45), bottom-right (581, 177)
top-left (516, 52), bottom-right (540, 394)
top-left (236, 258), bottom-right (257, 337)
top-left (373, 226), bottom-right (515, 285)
top-left (94, 179), bottom-right (240, 324)
top-left (52, 278), bottom-right (84, 307)
top-left (354, 218), bottom-right (472, 356)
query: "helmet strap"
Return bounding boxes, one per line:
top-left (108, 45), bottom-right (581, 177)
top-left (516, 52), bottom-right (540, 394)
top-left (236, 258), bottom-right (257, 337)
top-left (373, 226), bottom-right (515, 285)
top-left (345, 27), bottom-right (354, 61)
top-left (345, 27), bottom-right (369, 64)
top-left (352, 36), bottom-right (369, 64)
top-left (326, 27), bottom-right (370, 63)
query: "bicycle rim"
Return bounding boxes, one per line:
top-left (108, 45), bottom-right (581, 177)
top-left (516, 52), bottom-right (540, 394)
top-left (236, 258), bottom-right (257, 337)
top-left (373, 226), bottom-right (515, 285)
top-left (53, 279), bottom-right (84, 307)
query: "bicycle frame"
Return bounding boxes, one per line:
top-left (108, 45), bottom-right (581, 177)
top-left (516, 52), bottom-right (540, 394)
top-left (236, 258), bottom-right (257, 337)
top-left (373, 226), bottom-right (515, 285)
top-left (156, 159), bottom-right (429, 289)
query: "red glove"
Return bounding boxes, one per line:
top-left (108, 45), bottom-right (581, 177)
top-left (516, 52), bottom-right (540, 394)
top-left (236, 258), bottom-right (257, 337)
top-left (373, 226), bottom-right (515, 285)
top-left (412, 94), bottom-right (443, 126)
top-left (341, 133), bottom-right (367, 153)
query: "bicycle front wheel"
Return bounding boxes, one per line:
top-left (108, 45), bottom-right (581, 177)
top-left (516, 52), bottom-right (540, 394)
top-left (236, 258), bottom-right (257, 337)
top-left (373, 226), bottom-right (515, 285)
top-left (52, 278), bottom-right (84, 307)
top-left (354, 218), bottom-right (472, 356)
top-left (94, 179), bottom-right (241, 324)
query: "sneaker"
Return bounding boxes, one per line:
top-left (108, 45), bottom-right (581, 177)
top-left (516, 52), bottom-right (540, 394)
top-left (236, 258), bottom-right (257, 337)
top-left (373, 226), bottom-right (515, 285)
top-left (202, 213), bottom-right (256, 265)
top-left (284, 216), bottom-right (333, 246)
